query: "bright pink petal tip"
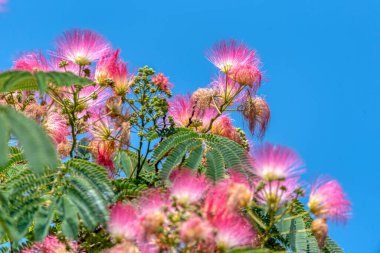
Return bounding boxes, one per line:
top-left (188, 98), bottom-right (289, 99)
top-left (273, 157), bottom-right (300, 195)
top-left (169, 169), bottom-right (209, 204)
top-left (252, 143), bottom-right (304, 181)
top-left (308, 179), bottom-right (351, 222)
top-left (13, 51), bottom-right (50, 72)
top-left (206, 40), bottom-right (257, 73)
top-left (108, 203), bottom-right (139, 240)
top-left (53, 29), bottom-right (111, 65)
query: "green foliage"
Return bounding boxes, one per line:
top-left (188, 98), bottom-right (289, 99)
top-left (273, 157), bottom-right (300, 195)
top-left (151, 128), bottom-right (251, 181)
top-left (0, 71), bottom-right (94, 92)
top-left (0, 106), bottom-right (58, 174)
top-left (2, 159), bottom-right (113, 242)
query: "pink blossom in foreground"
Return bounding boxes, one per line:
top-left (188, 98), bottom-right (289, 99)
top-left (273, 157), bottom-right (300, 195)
top-left (21, 235), bottom-right (80, 253)
top-left (13, 51), bottom-right (50, 72)
top-left (179, 216), bottom-right (213, 243)
top-left (212, 213), bottom-right (256, 250)
top-left (308, 179), bottom-right (351, 222)
top-left (44, 111), bottom-right (69, 145)
top-left (169, 169), bottom-right (209, 204)
top-left (242, 95), bottom-right (270, 137)
top-left (251, 143), bottom-right (304, 181)
top-left (108, 203), bottom-right (139, 240)
top-left (89, 140), bottom-right (116, 173)
top-left (152, 73), bottom-right (172, 94)
top-left (206, 40), bottom-right (256, 73)
top-left (255, 178), bottom-right (299, 208)
top-left (168, 95), bottom-right (194, 127)
top-left (54, 29), bottom-right (110, 66)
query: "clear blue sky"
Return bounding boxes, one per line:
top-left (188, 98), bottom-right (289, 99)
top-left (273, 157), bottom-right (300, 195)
top-left (1, 0), bottom-right (379, 252)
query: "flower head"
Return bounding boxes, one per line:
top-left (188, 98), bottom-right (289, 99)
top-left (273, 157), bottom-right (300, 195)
top-left (169, 169), bottom-right (209, 204)
top-left (206, 40), bottom-right (256, 73)
top-left (308, 179), bottom-right (351, 222)
top-left (21, 235), bottom-right (80, 253)
top-left (89, 140), bottom-right (116, 173)
top-left (180, 216), bottom-right (213, 243)
top-left (242, 95), bottom-right (270, 137)
top-left (108, 203), bottom-right (139, 240)
top-left (152, 73), bottom-right (172, 94)
top-left (252, 143), bottom-right (304, 181)
top-left (191, 88), bottom-right (216, 110)
top-left (13, 51), bottom-right (50, 72)
top-left (44, 110), bottom-right (69, 145)
top-left (168, 95), bottom-right (194, 127)
top-left (95, 50), bottom-right (121, 85)
top-left (231, 63), bottom-right (261, 90)
top-left (54, 29), bottom-right (110, 66)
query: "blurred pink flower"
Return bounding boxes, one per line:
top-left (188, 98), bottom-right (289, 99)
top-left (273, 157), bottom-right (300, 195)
top-left (251, 143), bottom-right (304, 181)
top-left (255, 178), bottom-right (299, 208)
top-left (169, 169), bottom-right (209, 204)
top-left (21, 235), bottom-right (80, 253)
top-left (168, 95), bottom-right (194, 127)
top-left (180, 216), bottom-right (213, 243)
top-left (44, 110), bottom-right (69, 145)
top-left (108, 203), bottom-right (139, 240)
top-left (53, 29), bottom-right (110, 66)
top-left (206, 40), bottom-right (256, 73)
top-left (89, 140), bottom-right (116, 173)
top-left (13, 51), bottom-right (50, 72)
top-left (308, 179), bottom-right (351, 222)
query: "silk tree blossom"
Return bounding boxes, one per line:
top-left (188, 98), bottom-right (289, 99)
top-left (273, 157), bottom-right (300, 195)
top-left (255, 178), bottom-right (300, 208)
top-left (44, 110), bottom-right (70, 145)
top-left (89, 140), bottom-right (116, 173)
top-left (230, 63), bottom-right (261, 90)
top-left (21, 235), bottom-right (80, 253)
top-left (252, 143), bottom-right (304, 181)
top-left (54, 29), bottom-right (111, 66)
top-left (168, 95), bottom-right (195, 127)
top-left (191, 88), bottom-right (216, 110)
top-left (13, 51), bottom-right (50, 72)
top-left (206, 40), bottom-right (256, 73)
top-left (169, 169), bottom-right (209, 204)
top-left (151, 73), bottom-right (172, 94)
top-left (210, 115), bottom-right (243, 144)
top-left (108, 203), bottom-right (139, 240)
top-left (308, 179), bottom-right (351, 222)
top-left (179, 216), bottom-right (213, 244)
top-left (242, 95), bottom-right (270, 137)
top-left (212, 213), bottom-right (256, 250)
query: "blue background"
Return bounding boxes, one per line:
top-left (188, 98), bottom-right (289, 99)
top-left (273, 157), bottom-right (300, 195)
top-left (1, 0), bottom-right (379, 252)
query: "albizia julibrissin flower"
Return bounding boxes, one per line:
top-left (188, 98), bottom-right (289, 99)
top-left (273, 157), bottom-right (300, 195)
top-left (44, 110), bottom-right (70, 145)
top-left (230, 63), bottom-right (262, 90)
top-left (13, 51), bottom-right (50, 72)
top-left (191, 87), bottom-right (216, 110)
top-left (169, 169), bottom-right (210, 204)
top-left (151, 73), bottom-right (172, 95)
top-left (308, 179), bottom-right (351, 222)
top-left (53, 29), bottom-right (111, 66)
top-left (168, 95), bottom-right (195, 127)
top-left (242, 95), bottom-right (271, 137)
top-left (251, 143), bottom-right (304, 181)
top-left (21, 235), bottom-right (80, 253)
top-left (206, 40), bottom-right (256, 73)
top-left (108, 203), bottom-right (139, 241)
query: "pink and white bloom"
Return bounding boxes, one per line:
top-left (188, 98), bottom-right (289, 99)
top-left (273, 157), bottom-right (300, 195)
top-left (53, 29), bottom-right (111, 66)
top-left (231, 63), bottom-right (261, 90)
top-left (308, 179), bottom-right (351, 222)
top-left (206, 40), bottom-right (257, 73)
top-left (242, 95), bottom-right (270, 137)
top-left (212, 213), bottom-right (256, 250)
top-left (108, 203), bottom-right (139, 240)
top-left (152, 73), bottom-right (172, 94)
top-left (44, 111), bottom-right (69, 145)
top-left (13, 51), bottom-right (50, 72)
top-left (21, 235), bottom-right (80, 253)
top-left (168, 95), bottom-right (194, 127)
top-left (255, 178), bottom-right (299, 208)
top-left (251, 143), bottom-right (304, 181)
top-left (179, 216), bottom-right (213, 243)
top-left (169, 169), bottom-right (209, 204)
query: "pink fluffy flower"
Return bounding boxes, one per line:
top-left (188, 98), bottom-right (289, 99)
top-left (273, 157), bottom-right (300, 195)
top-left (13, 51), bottom-right (50, 72)
top-left (168, 95), bottom-right (194, 127)
top-left (108, 203), bottom-right (139, 240)
top-left (308, 179), bottom-right (351, 222)
top-left (89, 140), bottom-right (116, 173)
top-left (180, 216), bottom-right (213, 243)
top-left (206, 40), bottom-right (256, 73)
top-left (152, 73), bottom-right (172, 94)
top-left (230, 63), bottom-right (261, 90)
top-left (44, 111), bottom-right (70, 145)
top-left (255, 178), bottom-right (299, 208)
top-left (242, 95), bottom-right (271, 137)
top-left (54, 29), bottom-right (110, 66)
top-left (212, 213), bottom-right (256, 250)
top-left (252, 143), bottom-right (304, 181)
top-left (210, 115), bottom-right (242, 144)
top-left (21, 235), bottom-right (80, 253)
top-left (169, 169), bottom-right (209, 204)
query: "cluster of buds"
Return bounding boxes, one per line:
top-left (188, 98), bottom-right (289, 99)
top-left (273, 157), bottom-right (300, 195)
top-left (106, 169), bottom-right (257, 252)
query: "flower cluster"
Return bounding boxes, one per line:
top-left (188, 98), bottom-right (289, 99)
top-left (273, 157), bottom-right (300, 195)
top-left (21, 235), bottom-right (80, 253)
top-left (106, 169), bottom-right (257, 252)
